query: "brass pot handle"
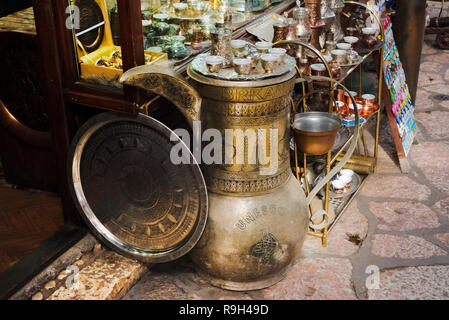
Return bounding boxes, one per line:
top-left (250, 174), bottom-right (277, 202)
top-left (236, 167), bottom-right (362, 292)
top-left (0, 100), bottom-right (52, 148)
top-left (294, 76), bottom-right (360, 206)
top-left (121, 65), bottom-right (202, 128)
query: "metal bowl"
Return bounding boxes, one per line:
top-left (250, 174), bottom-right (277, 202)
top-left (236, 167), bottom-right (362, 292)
top-left (292, 112), bottom-right (341, 155)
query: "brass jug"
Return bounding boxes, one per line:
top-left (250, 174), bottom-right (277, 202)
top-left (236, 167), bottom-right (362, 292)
top-left (121, 66), bottom-right (359, 291)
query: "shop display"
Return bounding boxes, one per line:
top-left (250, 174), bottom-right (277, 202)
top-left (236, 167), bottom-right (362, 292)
top-left (382, 15), bottom-right (417, 157)
top-left (64, 0), bottom-right (414, 290)
top-left (5, 0), bottom-right (430, 299)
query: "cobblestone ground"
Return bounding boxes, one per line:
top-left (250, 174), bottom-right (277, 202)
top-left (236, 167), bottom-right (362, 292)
top-left (25, 36), bottom-right (449, 301)
top-left (122, 35), bottom-right (449, 300)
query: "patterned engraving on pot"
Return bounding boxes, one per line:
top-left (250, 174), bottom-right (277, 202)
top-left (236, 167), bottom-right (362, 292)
top-left (80, 121), bottom-right (202, 250)
top-left (140, 74), bottom-right (162, 89)
top-left (235, 205), bottom-right (286, 231)
top-left (250, 233), bottom-right (279, 265)
top-left (203, 96), bottom-right (291, 118)
top-left (192, 80), bottom-right (295, 102)
top-left (205, 168), bottom-right (290, 195)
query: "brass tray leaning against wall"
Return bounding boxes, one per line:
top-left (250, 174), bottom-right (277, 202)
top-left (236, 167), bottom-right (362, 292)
top-left (67, 112), bottom-right (208, 263)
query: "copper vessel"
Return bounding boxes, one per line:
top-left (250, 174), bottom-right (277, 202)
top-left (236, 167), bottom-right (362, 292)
top-left (272, 22), bottom-right (288, 43)
top-left (305, 0), bottom-right (326, 28)
top-left (292, 112), bottom-right (341, 155)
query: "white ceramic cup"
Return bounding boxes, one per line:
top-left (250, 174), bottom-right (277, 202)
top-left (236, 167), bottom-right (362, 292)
top-left (331, 49), bottom-right (348, 64)
top-left (344, 36), bottom-right (359, 45)
top-left (362, 27), bottom-right (377, 36)
top-left (339, 169), bottom-right (355, 178)
top-left (337, 42), bottom-right (352, 54)
top-left (231, 40), bottom-right (248, 57)
top-left (331, 180), bottom-right (346, 194)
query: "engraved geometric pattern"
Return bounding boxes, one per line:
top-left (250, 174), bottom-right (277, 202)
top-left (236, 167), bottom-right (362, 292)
top-left (79, 121), bottom-right (202, 251)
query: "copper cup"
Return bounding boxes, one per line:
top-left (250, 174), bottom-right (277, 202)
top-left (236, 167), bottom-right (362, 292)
top-left (361, 94), bottom-right (375, 116)
top-left (248, 52), bottom-right (260, 69)
top-left (311, 63), bottom-right (327, 77)
top-left (331, 49), bottom-right (347, 65)
top-left (335, 101), bottom-right (348, 117)
top-left (269, 48), bottom-right (287, 64)
top-left (272, 23), bottom-right (288, 43)
top-left (348, 103), bottom-right (363, 115)
top-left (231, 39), bottom-right (248, 58)
top-left (345, 91), bottom-right (358, 107)
top-left (336, 89), bottom-right (345, 103)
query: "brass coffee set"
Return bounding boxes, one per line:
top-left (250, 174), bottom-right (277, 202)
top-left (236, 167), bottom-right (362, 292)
top-left (68, 1), bottom-right (384, 292)
top-left (206, 39), bottom-right (288, 75)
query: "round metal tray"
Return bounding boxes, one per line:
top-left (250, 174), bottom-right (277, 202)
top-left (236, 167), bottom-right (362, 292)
top-left (68, 112), bottom-right (208, 263)
top-left (316, 172), bottom-right (362, 199)
top-left (191, 52), bottom-right (297, 81)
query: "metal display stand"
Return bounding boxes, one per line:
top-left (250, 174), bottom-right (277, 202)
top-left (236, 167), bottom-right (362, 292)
top-left (283, 1), bottom-right (385, 246)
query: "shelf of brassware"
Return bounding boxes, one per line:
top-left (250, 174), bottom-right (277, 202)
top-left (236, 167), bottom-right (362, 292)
top-left (275, 1), bottom-right (385, 246)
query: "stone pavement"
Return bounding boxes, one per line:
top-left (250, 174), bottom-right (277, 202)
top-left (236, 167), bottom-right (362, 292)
top-left (19, 35), bottom-right (449, 300)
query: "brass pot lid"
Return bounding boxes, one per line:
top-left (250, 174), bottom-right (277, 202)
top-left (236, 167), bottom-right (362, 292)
top-left (68, 112), bottom-right (208, 263)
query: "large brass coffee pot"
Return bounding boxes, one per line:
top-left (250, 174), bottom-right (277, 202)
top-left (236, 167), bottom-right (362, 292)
top-left (121, 65), bottom-right (359, 291)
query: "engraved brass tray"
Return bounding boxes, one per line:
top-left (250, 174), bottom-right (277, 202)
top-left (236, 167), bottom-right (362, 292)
top-left (68, 112), bottom-right (208, 263)
top-left (191, 52), bottom-right (297, 81)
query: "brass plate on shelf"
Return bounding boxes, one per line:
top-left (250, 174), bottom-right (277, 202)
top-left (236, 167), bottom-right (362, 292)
top-left (191, 52), bottom-right (296, 81)
top-left (68, 112), bottom-right (208, 263)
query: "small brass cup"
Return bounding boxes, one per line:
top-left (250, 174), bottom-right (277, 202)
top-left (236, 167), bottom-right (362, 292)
top-left (233, 58), bottom-right (252, 75)
top-left (268, 48), bottom-right (287, 64)
top-left (260, 54), bottom-right (278, 73)
top-left (206, 55), bottom-right (224, 73)
top-left (231, 39), bottom-right (248, 58)
top-left (255, 41), bottom-right (272, 54)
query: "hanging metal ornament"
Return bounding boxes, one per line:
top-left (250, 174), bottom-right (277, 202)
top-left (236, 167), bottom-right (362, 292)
top-left (319, 0), bottom-right (336, 49)
top-left (328, 0), bottom-right (345, 43)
